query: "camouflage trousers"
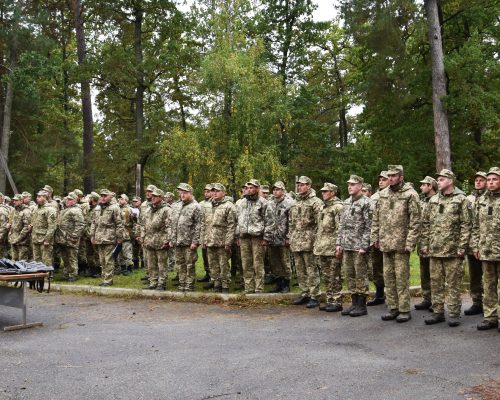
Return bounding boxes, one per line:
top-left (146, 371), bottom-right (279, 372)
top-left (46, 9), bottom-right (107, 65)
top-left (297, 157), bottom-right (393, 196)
top-left (482, 261), bottom-right (499, 322)
top-left (207, 247), bottom-right (231, 289)
top-left (175, 246), bottom-right (197, 291)
top-left (343, 250), bottom-right (368, 296)
top-left (167, 247), bottom-right (176, 273)
top-left (293, 251), bottom-right (320, 300)
top-left (60, 245), bottom-right (78, 279)
top-left (32, 243), bottom-right (54, 267)
top-left (202, 247), bottom-right (210, 275)
top-left (117, 240), bottom-right (134, 268)
top-left (146, 248), bottom-right (168, 287)
top-left (78, 235), bottom-right (87, 264)
top-left (419, 256), bottom-right (431, 302)
top-left (268, 246), bottom-right (291, 279)
top-left (132, 239), bottom-right (141, 268)
top-left (239, 237), bottom-right (265, 293)
top-left (96, 244), bottom-right (115, 285)
top-left (369, 247), bottom-right (384, 288)
top-left (383, 252), bottom-right (411, 313)
top-left (11, 244), bottom-right (30, 261)
top-left (85, 239), bottom-right (99, 268)
top-left (0, 243), bottom-right (8, 258)
top-left (317, 255), bottom-right (342, 305)
top-left (467, 254), bottom-right (483, 305)
top-left (430, 257), bottom-right (464, 318)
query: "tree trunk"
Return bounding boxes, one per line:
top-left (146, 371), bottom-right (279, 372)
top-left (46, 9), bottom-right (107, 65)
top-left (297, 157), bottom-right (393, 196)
top-left (134, 2), bottom-right (145, 197)
top-left (72, 0), bottom-right (95, 193)
top-left (425, 0), bottom-right (451, 171)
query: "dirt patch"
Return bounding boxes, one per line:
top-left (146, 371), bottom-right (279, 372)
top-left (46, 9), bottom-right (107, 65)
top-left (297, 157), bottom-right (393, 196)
top-left (462, 379), bottom-right (500, 400)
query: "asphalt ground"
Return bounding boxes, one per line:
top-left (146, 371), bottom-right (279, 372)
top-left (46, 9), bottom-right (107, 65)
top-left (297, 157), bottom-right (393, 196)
top-left (0, 292), bottom-right (499, 400)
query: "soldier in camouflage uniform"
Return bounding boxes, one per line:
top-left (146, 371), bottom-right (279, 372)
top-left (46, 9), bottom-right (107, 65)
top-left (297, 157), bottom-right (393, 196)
top-left (55, 192), bottom-right (86, 281)
top-left (90, 189), bottom-right (125, 287)
top-left (73, 189), bottom-right (90, 274)
top-left (200, 183), bottom-right (236, 292)
top-left (0, 193), bottom-right (10, 258)
top-left (472, 167), bottom-right (500, 332)
top-left (7, 194), bottom-right (32, 260)
top-left (199, 184), bottom-right (214, 283)
top-left (131, 196), bottom-right (142, 269)
top-left (367, 171), bottom-right (390, 306)
top-left (30, 190), bottom-right (57, 266)
top-left (314, 183), bottom-right (343, 312)
top-left (170, 183), bottom-right (201, 292)
top-left (420, 169), bottom-right (472, 327)
top-left (415, 176), bottom-right (438, 311)
top-left (164, 192), bottom-right (177, 276)
top-left (268, 181), bottom-right (294, 293)
top-left (138, 184), bottom-right (156, 281)
top-left (371, 165), bottom-right (420, 323)
top-left (464, 171), bottom-right (488, 316)
top-left (41, 185), bottom-right (59, 210)
top-left (235, 179), bottom-right (274, 294)
top-left (22, 192), bottom-right (36, 212)
top-left (117, 194), bottom-right (135, 276)
top-left (336, 176), bottom-right (371, 317)
top-left (289, 176), bottom-right (323, 308)
top-left (84, 192), bottom-right (101, 277)
top-left (140, 188), bottom-right (171, 290)
top-left (361, 184), bottom-right (373, 197)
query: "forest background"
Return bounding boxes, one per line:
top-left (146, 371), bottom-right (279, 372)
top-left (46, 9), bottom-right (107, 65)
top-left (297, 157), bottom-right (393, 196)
top-left (0, 0), bottom-right (498, 199)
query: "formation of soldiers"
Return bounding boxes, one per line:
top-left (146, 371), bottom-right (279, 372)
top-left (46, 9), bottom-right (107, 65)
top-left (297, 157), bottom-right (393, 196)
top-left (0, 164), bottom-right (498, 332)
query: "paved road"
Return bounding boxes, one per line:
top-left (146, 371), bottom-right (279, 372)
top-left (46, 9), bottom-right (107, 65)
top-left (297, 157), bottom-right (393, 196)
top-left (0, 292), bottom-right (499, 400)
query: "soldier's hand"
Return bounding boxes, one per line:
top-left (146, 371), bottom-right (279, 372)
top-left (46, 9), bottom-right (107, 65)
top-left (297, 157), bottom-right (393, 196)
top-left (457, 250), bottom-right (465, 258)
top-left (190, 243), bottom-right (197, 251)
top-left (284, 239), bottom-right (290, 247)
top-left (5, 223), bottom-right (11, 229)
top-left (117, 240), bottom-right (123, 244)
top-left (224, 245), bottom-right (231, 253)
top-left (358, 249), bottom-right (366, 255)
top-left (335, 246), bottom-right (343, 259)
top-left (474, 251), bottom-right (480, 260)
top-left (43, 241), bottom-right (50, 246)
top-left (373, 241), bottom-right (380, 249)
top-left (169, 241), bottom-right (174, 248)
top-left (162, 242), bottom-right (169, 249)
top-left (236, 239), bottom-right (240, 247)
top-left (261, 240), bottom-right (268, 247)
top-left (202, 244), bottom-right (207, 250)
top-left (420, 248), bottom-right (428, 256)
top-left (91, 239), bottom-right (96, 245)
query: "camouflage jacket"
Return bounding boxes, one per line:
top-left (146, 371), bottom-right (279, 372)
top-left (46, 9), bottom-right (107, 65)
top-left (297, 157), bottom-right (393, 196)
top-left (417, 195), bottom-right (433, 251)
top-left (77, 200), bottom-right (90, 220)
top-left (171, 199), bottom-right (201, 246)
top-left (141, 202), bottom-right (172, 250)
top-left (314, 197), bottom-right (343, 256)
top-left (120, 205), bottom-right (134, 241)
top-left (0, 205), bottom-right (10, 244)
top-left (269, 196), bottom-right (295, 246)
top-left (289, 189), bottom-right (323, 252)
top-left (90, 202), bottom-right (125, 245)
top-left (200, 198), bottom-right (236, 247)
top-left (55, 204), bottom-right (85, 248)
top-left (31, 203), bottom-right (57, 245)
top-left (420, 187), bottom-right (471, 257)
top-left (336, 194), bottom-right (371, 252)
top-left (47, 199), bottom-right (60, 211)
top-left (370, 182), bottom-right (421, 253)
top-left (85, 204), bottom-right (97, 237)
top-left (8, 205), bottom-right (32, 245)
top-left (471, 191), bottom-right (500, 261)
top-left (466, 190), bottom-right (486, 254)
top-left (235, 195), bottom-right (274, 241)
top-left (369, 191), bottom-right (381, 212)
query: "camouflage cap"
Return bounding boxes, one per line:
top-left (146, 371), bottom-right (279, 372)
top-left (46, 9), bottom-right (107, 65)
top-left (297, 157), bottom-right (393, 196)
top-left (66, 192), bottom-right (78, 201)
top-left (13, 194), bottom-right (23, 200)
top-left (177, 182), bottom-right (193, 192)
top-left (347, 175), bottom-right (364, 184)
top-left (21, 191), bottom-right (32, 198)
top-left (387, 165), bottom-right (404, 175)
top-left (42, 185), bottom-right (54, 193)
top-left (36, 190), bottom-right (49, 197)
top-left (145, 184), bottom-right (157, 192)
top-left (132, 196), bottom-right (141, 202)
top-left (204, 183), bottom-right (214, 191)
top-left (0, 192), bottom-right (4, 197)
top-left (73, 189), bottom-right (84, 197)
top-left (272, 181), bottom-right (286, 190)
top-left (4, 196), bottom-right (11, 202)
top-left (362, 183), bottom-right (373, 192)
top-left (245, 179), bottom-right (261, 187)
top-left (100, 188), bottom-right (114, 196)
top-left (474, 171), bottom-right (488, 179)
top-left (436, 169), bottom-right (456, 180)
top-left (419, 176), bottom-right (438, 190)
top-left (296, 176), bottom-right (312, 184)
top-left (119, 194), bottom-right (129, 201)
top-left (89, 192), bottom-right (99, 201)
top-left (152, 188), bottom-right (165, 197)
top-left (320, 182), bottom-right (338, 192)
top-left (379, 171), bottom-right (389, 179)
top-left (212, 183), bottom-right (226, 192)
top-left (487, 167), bottom-right (500, 177)
top-left (54, 196), bottom-right (62, 202)
top-left (165, 192), bottom-right (174, 197)
top-left (261, 185), bottom-right (270, 193)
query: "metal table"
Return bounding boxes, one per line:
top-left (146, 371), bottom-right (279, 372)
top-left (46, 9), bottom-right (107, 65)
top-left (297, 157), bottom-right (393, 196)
top-left (0, 273), bottom-right (48, 331)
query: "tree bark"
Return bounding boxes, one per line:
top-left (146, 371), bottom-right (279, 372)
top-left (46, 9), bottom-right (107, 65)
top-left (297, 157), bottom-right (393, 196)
top-left (72, 0), bottom-right (95, 193)
top-left (425, 0), bottom-right (451, 171)
top-left (134, 2), bottom-right (145, 197)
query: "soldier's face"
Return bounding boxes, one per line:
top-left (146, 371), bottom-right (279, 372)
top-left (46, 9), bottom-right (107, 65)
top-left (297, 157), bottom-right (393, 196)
top-left (13, 199), bottom-right (22, 207)
top-left (204, 190), bottom-right (212, 200)
top-left (388, 173), bottom-right (403, 186)
top-left (65, 198), bottom-right (76, 207)
top-left (420, 183), bottom-right (432, 194)
top-left (260, 191), bottom-right (269, 199)
top-left (119, 198), bottom-right (127, 206)
top-left (348, 183), bottom-right (362, 196)
top-left (36, 195), bottom-right (46, 205)
top-left (297, 183), bottom-right (310, 194)
top-left (151, 195), bottom-right (162, 205)
top-left (321, 190), bottom-right (333, 201)
top-left (179, 190), bottom-right (192, 202)
top-left (378, 177), bottom-right (389, 189)
top-left (437, 176), bottom-right (453, 192)
top-left (474, 176), bottom-right (487, 190)
top-left (132, 200), bottom-right (140, 207)
top-left (487, 175), bottom-right (499, 192)
top-left (246, 185), bottom-right (259, 196)
top-left (99, 194), bottom-right (112, 204)
top-left (361, 188), bottom-right (372, 197)
top-left (213, 190), bottom-right (225, 201)
top-left (145, 191), bottom-right (153, 199)
top-left (273, 188), bottom-right (284, 199)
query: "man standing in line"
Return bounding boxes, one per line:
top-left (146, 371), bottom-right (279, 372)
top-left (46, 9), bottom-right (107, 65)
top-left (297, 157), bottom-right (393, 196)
top-left (7, 194), bottom-right (32, 261)
top-left (117, 194), bottom-right (135, 276)
top-left (30, 190), bottom-right (57, 267)
top-left (138, 184), bottom-right (156, 281)
top-left (289, 176), bottom-right (323, 308)
top-left (199, 184), bottom-right (214, 284)
top-left (0, 193), bottom-right (10, 258)
top-left (371, 165), bottom-right (420, 323)
top-left (131, 196), bottom-right (142, 269)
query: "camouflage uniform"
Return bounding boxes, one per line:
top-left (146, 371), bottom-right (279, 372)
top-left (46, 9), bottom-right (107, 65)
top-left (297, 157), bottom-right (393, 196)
top-left (8, 201), bottom-right (32, 261)
top-left (371, 173), bottom-right (420, 315)
top-left (90, 192), bottom-right (125, 285)
top-left (76, 196), bottom-right (90, 268)
top-left (418, 192), bottom-right (433, 305)
top-left (200, 193), bottom-right (236, 290)
top-left (368, 190), bottom-right (384, 291)
top-left (236, 183), bottom-right (274, 293)
top-left (199, 188), bottom-right (213, 278)
top-left (314, 191), bottom-right (343, 306)
top-left (139, 193), bottom-right (154, 276)
top-left (0, 202), bottom-right (10, 258)
top-left (55, 199), bottom-right (85, 279)
top-left (471, 168), bottom-right (500, 327)
top-left (289, 187), bottom-right (323, 300)
top-left (117, 200), bottom-right (135, 272)
top-left (421, 177), bottom-right (471, 321)
top-left (31, 201), bottom-right (57, 266)
top-left (85, 195), bottom-right (100, 275)
top-left (171, 188), bottom-right (201, 291)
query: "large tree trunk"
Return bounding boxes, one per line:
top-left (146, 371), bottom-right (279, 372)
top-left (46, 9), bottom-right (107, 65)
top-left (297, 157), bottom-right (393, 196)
top-left (134, 2), bottom-right (145, 197)
top-left (72, 0), bottom-right (95, 193)
top-left (425, 0), bottom-right (451, 171)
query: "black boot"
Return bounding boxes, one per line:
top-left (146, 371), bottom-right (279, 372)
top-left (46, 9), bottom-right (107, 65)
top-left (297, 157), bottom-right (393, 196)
top-left (121, 265), bottom-right (130, 276)
top-left (272, 278), bottom-right (283, 293)
top-left (350, 294), bottom-right (367, 317)
top-left (341, 294), bottom-right (357, 316)
top-left (367, 286), bottom-right (385, 306)
top-left (414, 299), bottom-right (432, 310)
top-left (464, 303), bottom-right (483, 316)
top-left (198, 274), bottom-right (211, 283)
top-left (281, 279), bottom-right (290, 293)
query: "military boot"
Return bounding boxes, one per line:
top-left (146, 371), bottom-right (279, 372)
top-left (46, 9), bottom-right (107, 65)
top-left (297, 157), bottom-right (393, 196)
top-left (381, 309), bottom-right (400, 321)
top-left (477, 320), bottom-right (498, 330)
top-left (203, 281), bottom-right (215, 289)
top-left (271, 278), bottom-right (283, 293)
top-left (396, 312), bottom-right (411, 323)
top-left (341, 294), bottom-right (357, 316)
top-left (198, 273), bottom-right (211, 283)
top-left (281, 279), bottom-right (290, 293)
top-left (293, 296), bottom-right (310, 305)
top-left (121, 265), bottom-right (130, 276)
top-left (464, 303), bottom-right (483, 316)
top-left (414, 299), bottom-right (432, 310)
top-left (325, 303), bottom-right (343, 312)
top-left (424, 313), bottom-right (445, 325)
top-left (350, 294), bottom-right (367, 317)
top-left (367, 286), bottom-right (385, 306)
